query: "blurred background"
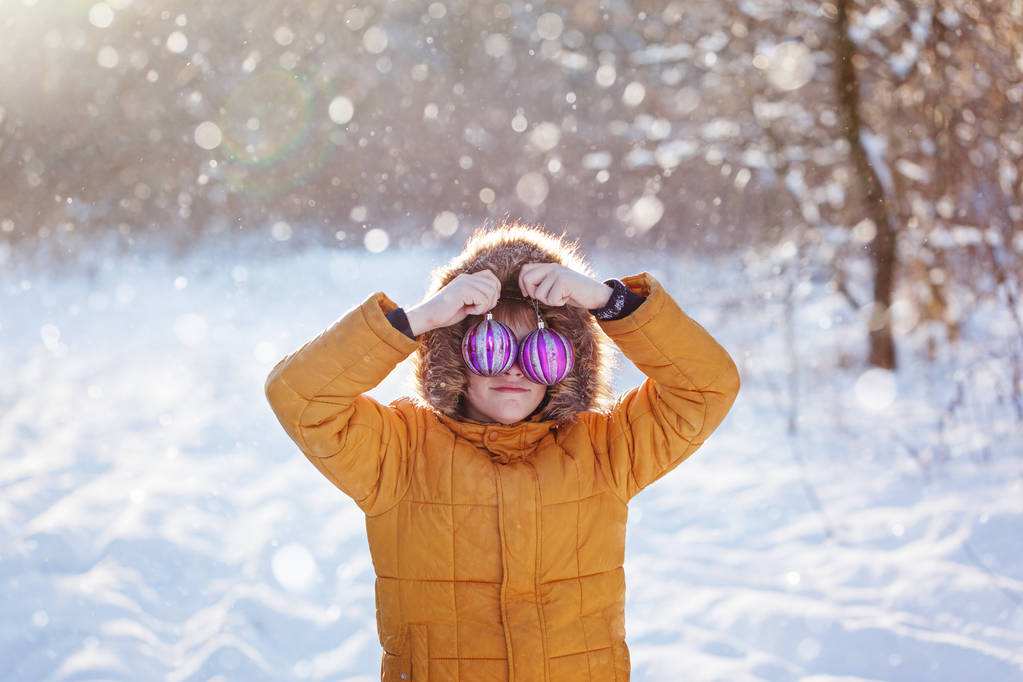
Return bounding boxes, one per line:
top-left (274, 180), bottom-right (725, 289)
top-left (2, 0), bottom-right (1022, 680)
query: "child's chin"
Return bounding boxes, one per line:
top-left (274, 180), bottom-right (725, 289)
top-left (491, 405), bottom-right (535, 423)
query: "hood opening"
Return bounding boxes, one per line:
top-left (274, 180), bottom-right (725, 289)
top-left (411, 218), bottom-right (618, 427)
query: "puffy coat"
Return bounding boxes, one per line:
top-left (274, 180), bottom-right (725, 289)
top-left (264, 226), bottom-right (741, 681)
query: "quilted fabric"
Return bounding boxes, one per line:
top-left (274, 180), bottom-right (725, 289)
top-left (265, 268), bottom-right (741, 681)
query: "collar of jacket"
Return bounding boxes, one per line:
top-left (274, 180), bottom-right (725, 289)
top-left (433, 408), bottom-right (557, 465)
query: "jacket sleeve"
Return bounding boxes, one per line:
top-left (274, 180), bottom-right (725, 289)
top-left (264, 290), bottom-right (423, 516)
top-left (584, 272), bottom-right (741, 503)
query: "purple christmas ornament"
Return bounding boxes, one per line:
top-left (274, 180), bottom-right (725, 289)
top-left (461, 312), bottom-right (519, 376)
top-left (518, 320), bottom-right (574, 386)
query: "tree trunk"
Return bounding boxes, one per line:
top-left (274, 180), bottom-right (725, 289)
top-left (834, 0), bottom-right (898, 370)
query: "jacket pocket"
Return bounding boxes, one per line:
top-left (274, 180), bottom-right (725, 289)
top-left (381, 650), bottom-right (409, 682)
top-left (381, 622), bottom-right (429, 681)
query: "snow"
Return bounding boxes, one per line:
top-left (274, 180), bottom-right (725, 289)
top-left (895, 159), bottom-right (930, 184)
top-left (629, 43), bottom-right (694, 67)
top-left (2, 242), bottom-right (1022, 681)
top-left (763, 42), bottom-right (816, 92)
top-left (859, 130), bottom-right (895, 196)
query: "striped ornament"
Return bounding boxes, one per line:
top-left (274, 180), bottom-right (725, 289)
top-left (461, 313), bottom-right (519, 376)
top-left (517, 324), bottom-right (574, 386)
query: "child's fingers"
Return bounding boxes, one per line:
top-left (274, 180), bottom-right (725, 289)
top-left (536, 273), bottom-right (558, 304)
top-left (473, 269), bottom-right (502, 300)
top-left (548, 279), bottom-right (569, 306)
top-left (519, 263), bottom-right (542, 299)
top-left (465, 283), bottom-right (493, 313)
top-left (467, 278), bottom-right (500, 314)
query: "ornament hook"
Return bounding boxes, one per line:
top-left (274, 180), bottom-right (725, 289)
top-left (529, 297), bottom-right (546, 329)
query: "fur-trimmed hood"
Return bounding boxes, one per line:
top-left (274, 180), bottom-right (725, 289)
top-left (407, 219), bottom-right (618, 430)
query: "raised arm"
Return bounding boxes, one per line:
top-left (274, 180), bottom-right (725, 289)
top-left (264, 290), bottom-right (423, 516)
top-left (583, 272), bottom-right (741, 503)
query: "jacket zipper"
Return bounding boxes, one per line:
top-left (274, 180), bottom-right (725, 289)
top-left (494, 468), bottom-right (516, 681)
top-left (526, 460), bottom-right (551, 681)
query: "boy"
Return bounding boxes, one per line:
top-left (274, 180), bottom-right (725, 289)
top-left (265, 220), bottom-right (740, 681)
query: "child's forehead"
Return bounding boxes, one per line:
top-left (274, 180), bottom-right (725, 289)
top-left (490, 303), bottom-right (535, 333)
top-left (508, 321), bottom-right (532, 336)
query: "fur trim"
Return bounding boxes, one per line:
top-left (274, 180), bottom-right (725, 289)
top-left (407, 218), bottom-right (619, 427)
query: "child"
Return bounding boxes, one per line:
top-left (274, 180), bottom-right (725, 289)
top-left (264, 220), bottom-right (741, 681)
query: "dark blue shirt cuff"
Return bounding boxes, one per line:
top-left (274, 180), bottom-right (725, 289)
top-left (385, 307), bottom-right (417, 340)
top-left (588, 278), bottom-right (645, 320)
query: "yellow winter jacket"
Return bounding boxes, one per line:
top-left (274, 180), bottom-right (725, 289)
top-left (265, 268), bottom-right (740, 682)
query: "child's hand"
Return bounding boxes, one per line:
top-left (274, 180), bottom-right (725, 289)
top-left (518, 263), bottom-right (613, 310)
top-left (409, 269), bottom-right (502, 332)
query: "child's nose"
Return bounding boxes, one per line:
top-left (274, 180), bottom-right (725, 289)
top-left (502, 361), bottom-right (525, 376)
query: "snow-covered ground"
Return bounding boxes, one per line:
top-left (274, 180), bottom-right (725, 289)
top-left (2, 241), bottom-right (1021, 681)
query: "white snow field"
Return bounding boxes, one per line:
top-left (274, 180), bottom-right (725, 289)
top-left (2, 241), bottom-right (1021, 681)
